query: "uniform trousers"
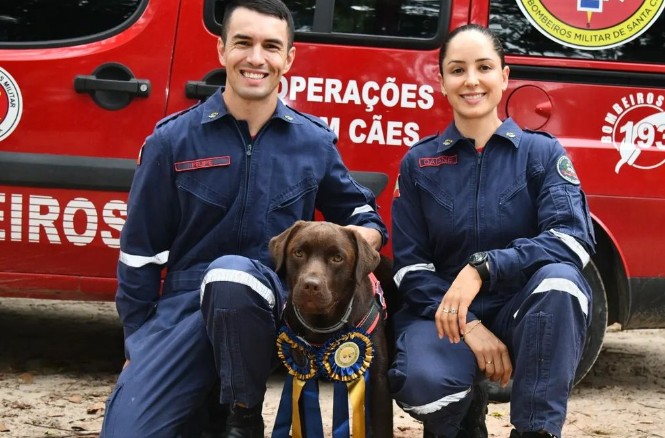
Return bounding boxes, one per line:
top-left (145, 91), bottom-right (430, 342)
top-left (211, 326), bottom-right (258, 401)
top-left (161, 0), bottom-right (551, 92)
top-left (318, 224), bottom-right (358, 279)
top-left (100, 255), bottom-right (285, 438)
top-left (388, 263), bottom-right (592, 438)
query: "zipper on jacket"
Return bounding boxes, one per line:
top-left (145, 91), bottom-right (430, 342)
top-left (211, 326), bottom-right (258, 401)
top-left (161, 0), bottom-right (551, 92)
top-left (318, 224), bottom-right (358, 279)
top-left (234, 121), bottom-right (267, 249)
top-left (474, 146), bottom-right (485, 251)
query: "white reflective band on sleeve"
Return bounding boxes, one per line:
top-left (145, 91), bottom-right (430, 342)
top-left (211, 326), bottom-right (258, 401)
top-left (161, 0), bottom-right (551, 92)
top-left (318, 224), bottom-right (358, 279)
top-left (401, 387), bottom-right (471, 415)
top-left (550, 229), bottom-right (590, 268)
top-left (200, 268), bottom-right (275, 309)
top-left (351, 204), bottom-right (374, 216)
top-left (119, 250), bottom-right (169, 268)
top-left (394, 263), bottom-right (436, 287)
top-left (514, 277), bottom-right (588, 318)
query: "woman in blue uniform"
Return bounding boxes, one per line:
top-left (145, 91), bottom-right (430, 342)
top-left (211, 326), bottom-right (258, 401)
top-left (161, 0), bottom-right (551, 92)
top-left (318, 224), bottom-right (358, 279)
top-left (388, 24), bottom-right (595, 438)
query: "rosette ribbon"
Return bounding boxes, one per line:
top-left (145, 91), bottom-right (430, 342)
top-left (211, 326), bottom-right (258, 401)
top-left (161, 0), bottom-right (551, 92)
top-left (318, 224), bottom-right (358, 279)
top-left (319, 328), bottom-right (373, 438)
top-left (272, 326), bottom-right (374, 438)
top-left (273, 326), bottom-right (323, 438)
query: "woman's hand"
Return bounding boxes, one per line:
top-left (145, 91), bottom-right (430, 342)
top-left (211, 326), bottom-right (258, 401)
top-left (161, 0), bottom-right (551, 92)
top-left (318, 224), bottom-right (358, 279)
top-left (435, 264), bottom-right (482, 343)
top-left (463, 322), bottom-right (513, 387)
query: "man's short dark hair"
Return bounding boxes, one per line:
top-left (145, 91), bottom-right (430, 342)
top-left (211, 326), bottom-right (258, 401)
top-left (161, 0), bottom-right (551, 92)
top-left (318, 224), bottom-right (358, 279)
top-left (221, 0), bottom-right (295, 48)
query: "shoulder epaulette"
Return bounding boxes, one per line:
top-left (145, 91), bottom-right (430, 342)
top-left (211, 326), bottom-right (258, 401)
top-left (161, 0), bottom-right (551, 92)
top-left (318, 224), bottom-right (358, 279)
top-left (286, 105), bottom-right (334, 132)
top-left (410, 133), bottom-right (439, 149)
top-left (155, 103), bottom-right (202, 129)
top-left (523, 128), bottom-right (555, 139)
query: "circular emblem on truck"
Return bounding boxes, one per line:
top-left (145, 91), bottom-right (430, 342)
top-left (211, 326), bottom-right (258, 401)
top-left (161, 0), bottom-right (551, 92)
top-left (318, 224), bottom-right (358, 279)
top-left (515, 0), bottom-right (665, 50)
top-left (600, 93), bottom-right (665, 173)
top-left (0, 67), bottom-right (23, 142)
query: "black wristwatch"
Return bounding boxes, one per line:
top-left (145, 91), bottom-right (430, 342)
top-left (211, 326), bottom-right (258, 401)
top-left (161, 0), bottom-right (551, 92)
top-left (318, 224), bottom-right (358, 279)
top-left (468, 252), bottom-right (490, 282)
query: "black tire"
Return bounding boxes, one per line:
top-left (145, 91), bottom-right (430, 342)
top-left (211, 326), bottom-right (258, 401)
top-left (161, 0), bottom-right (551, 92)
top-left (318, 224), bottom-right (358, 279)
top-left (485, 259), bottom-right (608, 402)
top-left (574, 258), bottom-right (608, 384)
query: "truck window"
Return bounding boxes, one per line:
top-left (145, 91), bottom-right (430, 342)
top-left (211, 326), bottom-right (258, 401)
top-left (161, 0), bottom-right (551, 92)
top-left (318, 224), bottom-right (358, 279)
top-left (332, 0), bottom-right (439, 38)
top-left (0, 0), bottom-right (146, 46)
top-left (206, 0), bottom-right (446, 49)
top-left (488, 0), bottom-right (665, 64)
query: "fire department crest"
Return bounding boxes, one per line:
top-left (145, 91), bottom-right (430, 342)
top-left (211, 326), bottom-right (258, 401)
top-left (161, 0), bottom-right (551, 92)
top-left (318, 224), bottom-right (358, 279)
top-left (557, 156), bottom-right (581, 185)
top-left (0, 67), bottom-right (22, 142)
top-left (516, 0), bottom-right (665, 50)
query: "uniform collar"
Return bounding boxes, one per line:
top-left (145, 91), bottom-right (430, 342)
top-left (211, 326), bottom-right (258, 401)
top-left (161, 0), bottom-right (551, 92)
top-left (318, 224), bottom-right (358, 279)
top-left (436, 118), bottom-right (523, 152)
top-left (201, 89), bottom-right (301, 125)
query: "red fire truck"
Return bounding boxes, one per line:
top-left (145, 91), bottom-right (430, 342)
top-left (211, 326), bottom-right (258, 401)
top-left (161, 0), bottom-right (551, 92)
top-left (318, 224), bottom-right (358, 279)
top-left (0, 0), bottom-right (664, 382)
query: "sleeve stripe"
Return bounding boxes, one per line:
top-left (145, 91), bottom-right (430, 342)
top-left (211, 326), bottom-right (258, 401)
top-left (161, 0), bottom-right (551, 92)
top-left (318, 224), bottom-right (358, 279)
top-left (394, 263), bottom-right (436, 287)
top-left (514, 277), bottom-right (589, 318)
top-left (550, 229), bottom-right (590, 267)
top-left (119, 250), bottom-right (169, 268)
top-left (400, 386), bottom-right (471, 415)
top-left (351, 204), bottom-right (375, 216)
top-left (200, 268), bottom-right (276, 309)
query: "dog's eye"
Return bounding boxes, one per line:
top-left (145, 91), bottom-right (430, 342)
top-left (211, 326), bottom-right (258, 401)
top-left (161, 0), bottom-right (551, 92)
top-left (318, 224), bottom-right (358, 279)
top-left (293, 249), bottom-right (304, 258)
top-left (331, 254), bottom-right (344, 263)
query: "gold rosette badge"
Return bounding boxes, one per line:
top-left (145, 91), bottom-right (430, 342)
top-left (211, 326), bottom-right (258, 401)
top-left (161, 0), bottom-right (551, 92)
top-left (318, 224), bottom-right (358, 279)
top-left (276, 327), bottom-right (318, 380)
top-left (319, 329), bottom-right (374, 382)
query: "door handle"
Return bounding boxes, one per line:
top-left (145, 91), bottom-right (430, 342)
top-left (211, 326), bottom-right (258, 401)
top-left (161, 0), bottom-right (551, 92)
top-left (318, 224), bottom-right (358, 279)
top-left (75, 76), bottom-right (150, 96)
top-left (74, 62), bottom-right (150, 110)
top-left (185, 68), bottom-right (226, 100)
top-left (185, 81), bottom-right (220, 100)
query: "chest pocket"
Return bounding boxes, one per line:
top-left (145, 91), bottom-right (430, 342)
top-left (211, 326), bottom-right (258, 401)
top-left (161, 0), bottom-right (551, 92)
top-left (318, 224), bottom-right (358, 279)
top-left (267, 176), bottom-right (318, 237)
top-left (176, 171), bottom-right (233, 212)
top-left (497, 170), bottom-right (538, 242)
top-left (415, 172), bottom-right (454, 244)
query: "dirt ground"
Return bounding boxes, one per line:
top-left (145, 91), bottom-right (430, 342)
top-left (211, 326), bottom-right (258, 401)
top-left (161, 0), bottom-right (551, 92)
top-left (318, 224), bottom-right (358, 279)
top-left (0, 298), bottom-right (664, 438)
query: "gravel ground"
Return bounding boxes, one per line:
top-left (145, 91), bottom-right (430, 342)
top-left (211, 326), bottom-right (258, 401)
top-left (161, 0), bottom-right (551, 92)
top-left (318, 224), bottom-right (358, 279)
top-left (1, 298), bottom-right (664, 438)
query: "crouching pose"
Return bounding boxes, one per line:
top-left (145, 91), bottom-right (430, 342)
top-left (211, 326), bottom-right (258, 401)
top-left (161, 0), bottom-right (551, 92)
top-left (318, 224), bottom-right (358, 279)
top-left (100, 1), bottom-right (386, 436)
top-left (388, 24), bottom-right (595, 438)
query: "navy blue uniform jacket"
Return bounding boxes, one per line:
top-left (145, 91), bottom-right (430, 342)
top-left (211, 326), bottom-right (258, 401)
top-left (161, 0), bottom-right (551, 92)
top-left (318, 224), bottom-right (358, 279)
top-left (392, 118), bottom-right (595, 321)
top-left (117, 91), bottom-right (388, 339)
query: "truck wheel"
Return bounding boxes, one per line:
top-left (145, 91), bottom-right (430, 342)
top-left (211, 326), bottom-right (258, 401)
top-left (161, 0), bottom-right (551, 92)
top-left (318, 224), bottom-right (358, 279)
top-left (485, 259), bottom-right (608, 402)
top-left (574, 258), bottom-right (608, 384)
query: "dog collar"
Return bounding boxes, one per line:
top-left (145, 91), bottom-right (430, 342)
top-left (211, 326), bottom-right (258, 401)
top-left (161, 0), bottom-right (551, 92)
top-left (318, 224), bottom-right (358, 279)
top-left (293, 296), bottom-right (355, 335)
top-left (290, 273), bottom-right (385, 337)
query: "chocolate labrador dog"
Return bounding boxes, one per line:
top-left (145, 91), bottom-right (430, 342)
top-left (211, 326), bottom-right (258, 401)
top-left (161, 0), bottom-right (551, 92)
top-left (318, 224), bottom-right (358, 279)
top-left (269, 220), bottom-right (393, 438)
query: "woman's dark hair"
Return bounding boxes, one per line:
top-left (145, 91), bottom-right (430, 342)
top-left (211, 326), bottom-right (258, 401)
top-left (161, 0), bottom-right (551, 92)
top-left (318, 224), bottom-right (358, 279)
top-left (221, 0), bottom-right (295, 48)
top-left (438, 24), bottom-right (506, 75)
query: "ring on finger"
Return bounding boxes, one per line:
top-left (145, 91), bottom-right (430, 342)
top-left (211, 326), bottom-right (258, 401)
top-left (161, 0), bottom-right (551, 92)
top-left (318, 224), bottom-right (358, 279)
top-left (486, 360), bottom-right (493, 365)
top-left (450, 308), bottom-right (457, 314)
top-left (442, 307), bottom-right (449, 313)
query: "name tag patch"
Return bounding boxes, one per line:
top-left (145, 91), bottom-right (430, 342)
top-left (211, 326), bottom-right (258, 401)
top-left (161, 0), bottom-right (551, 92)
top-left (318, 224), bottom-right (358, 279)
top-left (174, 156), bottom-right (231, 172)
top-left (419, 155), bottom-right (457, 167)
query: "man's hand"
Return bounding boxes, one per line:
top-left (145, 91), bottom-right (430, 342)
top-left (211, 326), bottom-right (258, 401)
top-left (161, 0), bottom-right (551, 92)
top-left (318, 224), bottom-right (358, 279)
top-left (435, 264), bottom-right (482, 343)
top-left (463, 322), bottom-right (512, 387)
top-left (345, 225), bottom-right (383, 250)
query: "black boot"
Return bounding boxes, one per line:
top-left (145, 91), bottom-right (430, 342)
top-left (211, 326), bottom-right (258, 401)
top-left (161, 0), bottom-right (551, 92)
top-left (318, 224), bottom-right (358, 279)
top-left (223, 403), bottom-right (264, 438)
top-left (459, 383), bottom-right (489, 438)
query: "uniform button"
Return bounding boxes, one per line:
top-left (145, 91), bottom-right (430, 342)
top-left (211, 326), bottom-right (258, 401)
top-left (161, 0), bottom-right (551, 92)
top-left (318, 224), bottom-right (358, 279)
top-left (208, 112), bottom-right (219, 118)
top-left (284, 115), bottom-right (294, 121)
top-left (443, 139), bottom-right (453, 145)
top-left (506, 132), bottom-right (516, 138)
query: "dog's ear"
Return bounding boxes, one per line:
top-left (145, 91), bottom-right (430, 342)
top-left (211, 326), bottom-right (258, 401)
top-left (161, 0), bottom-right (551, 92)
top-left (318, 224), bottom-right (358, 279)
top-left (269, 220), bottom-right (308, 274)
top-left (348, 228), bottom-right (381, 283)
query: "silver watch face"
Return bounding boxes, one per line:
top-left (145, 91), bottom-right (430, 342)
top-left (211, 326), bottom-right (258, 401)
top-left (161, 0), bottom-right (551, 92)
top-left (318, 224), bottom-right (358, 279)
top-left (470, 252), bottom-right (486, 265)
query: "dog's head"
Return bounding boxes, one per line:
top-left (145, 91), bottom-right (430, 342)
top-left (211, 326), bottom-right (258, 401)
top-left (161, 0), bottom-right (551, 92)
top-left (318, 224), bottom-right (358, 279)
top-left (269, 221), bottom-right (380, 316)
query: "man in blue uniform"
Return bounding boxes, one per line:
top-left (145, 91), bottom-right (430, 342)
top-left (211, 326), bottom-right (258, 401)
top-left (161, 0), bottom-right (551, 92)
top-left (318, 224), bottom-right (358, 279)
top-left (388, 25), bottom-right (595, 438)
top-left (100, 1), bottom-right (387, 437)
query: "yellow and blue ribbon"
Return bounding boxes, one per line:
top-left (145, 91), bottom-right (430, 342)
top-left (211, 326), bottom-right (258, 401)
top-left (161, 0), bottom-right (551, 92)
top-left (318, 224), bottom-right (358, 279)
top-left (272, 326), bottom-right (374, 438)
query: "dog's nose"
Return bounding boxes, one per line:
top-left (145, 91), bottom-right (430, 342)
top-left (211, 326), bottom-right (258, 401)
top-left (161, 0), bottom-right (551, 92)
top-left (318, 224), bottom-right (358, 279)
top-left (303, 277), bottom-right (322, 293)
